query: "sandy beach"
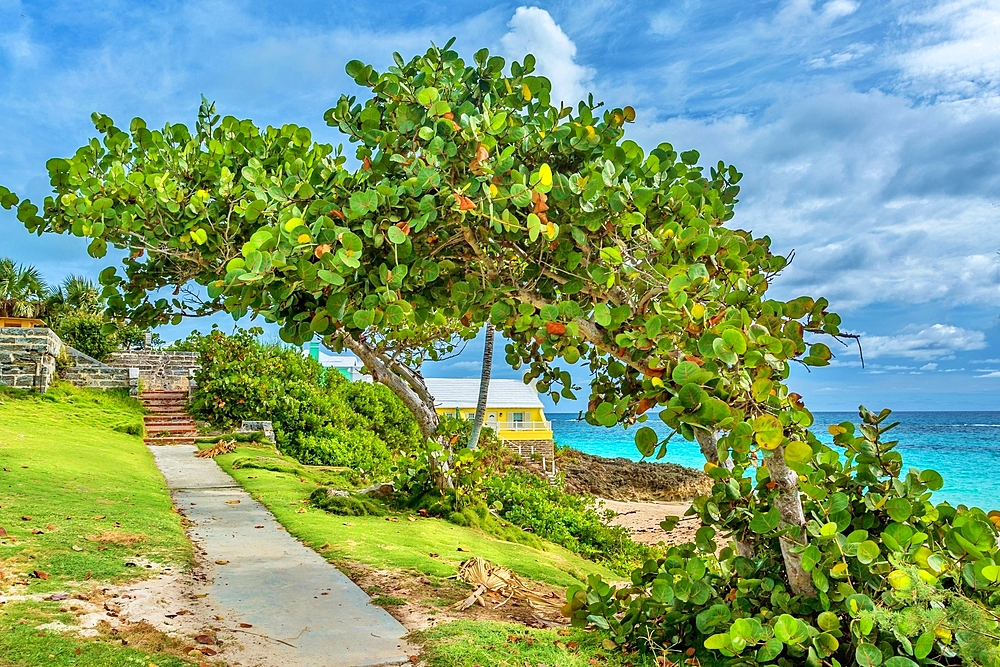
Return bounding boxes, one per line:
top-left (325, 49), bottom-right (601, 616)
top-left (597, 498), bottom-right (700, 546)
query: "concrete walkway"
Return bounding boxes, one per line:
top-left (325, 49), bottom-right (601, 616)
top-left (149, 445), bottom-right (411, 667)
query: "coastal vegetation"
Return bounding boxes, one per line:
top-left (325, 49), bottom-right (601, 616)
top-left (4, 39), bottom-right (999, 667)
top-left (174, 325), bottom-right (422, 477)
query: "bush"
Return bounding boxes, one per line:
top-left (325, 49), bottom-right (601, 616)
top-left (310, 488), bottom-right (387, 516)
top-left (56, 311), bottom-right (117, 361)
top-left (291, 429), bottom-right (394, 477)
top-left (179, 327), bottom-right (421, 477)
top-left (342, 381), bottom-right (422, 452)
top-left (567, 407), bottom-right (1000, 666)
top-left (484, 470), bottom-right (658, 574)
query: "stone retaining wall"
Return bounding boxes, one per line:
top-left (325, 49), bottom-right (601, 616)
top-left (108, 351), bottom-right (200, 391)
top-left (0, 327), bottom-right (62, 393)
top-left (0, 327), bottom-right (199, 395)
top-left (507, 439), bottom-right (555, 460)
top-left (61, 347), bottom-right (135, 392)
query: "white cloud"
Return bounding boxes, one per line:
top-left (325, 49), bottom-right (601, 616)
top-left (500, 6), bottom-right (593, 105)
top-left (861, 324), bottom-right (987, 360)
top-left (920, 362), bottom-right (938, 370)
top-left (625, 84), bottom-right (1000, 309)
top-left (897, 0), bottom-right (1000, 97)
top-left (976, 370), bottom-right (1000, 377)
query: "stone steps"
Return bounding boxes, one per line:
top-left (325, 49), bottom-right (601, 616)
top-left (141, 391), bottom-right (196, 446)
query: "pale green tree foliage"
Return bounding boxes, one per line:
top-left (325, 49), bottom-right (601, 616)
top-left (4, 41), bottom-right (844, 597)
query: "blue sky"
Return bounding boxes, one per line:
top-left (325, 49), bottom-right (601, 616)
top-left (2, 0), bottom-right (1000, 412)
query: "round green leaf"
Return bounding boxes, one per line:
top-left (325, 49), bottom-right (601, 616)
top-left (634, 426), bottom-right (658, 457)
top-left (784, 439), bottom-right (813, 465)
top-left (856, 540), bottom-right (880, 565)
top-left (856, 643), bottom-right (883, 667)
top-left (773, 614), bottom-right (809, 645)
top-left (886, 498), bottom-right (912, 522)
top-left (919, 469), bottom-right (944, 491)
top-left (387, 226), bottom-right (406, 244)
top-left (704, 633), bottom-right (731, 651)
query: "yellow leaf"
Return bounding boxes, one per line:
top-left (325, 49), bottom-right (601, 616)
top-left (539, 163), bottom-right (552, 187)
top-left (521, 83), bottom-right (531, 101)
top-left (297, 233), bottom-right (311, 244)
top-left (887, 570), bottom-right (912, 590)
top-left (828, 424), bottom-right (846, 436)
top-left (544, 221), bottom-right (557, 240)
top-left (489, 184), bottom-right (498, 197)
top-left (691, 303), bottom-right (705, 319)
top-left (284, 217), bottom-right (303, 232)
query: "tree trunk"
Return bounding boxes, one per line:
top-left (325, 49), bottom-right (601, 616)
top-left (467, 323), bottom-right (494, 451)
top-left (339, 335), bottom-right (439, 441)
top-left (764, 445), bottom-right (816, 597)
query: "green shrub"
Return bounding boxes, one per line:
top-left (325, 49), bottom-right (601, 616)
top-left (177, 327), bottom-right (421, 476)
top-left (342, 381), bottom-right (422, 452)
top-left (309, 488), bottom-right (387, 516)
top-left (56, 311), bottom-right (117, 361)
top-left (483, 470), bottom-right (658, 574)
top-left (567, 407), bottom-right (1000, 666)
top-left (290, 429), bottom-right (394, 477)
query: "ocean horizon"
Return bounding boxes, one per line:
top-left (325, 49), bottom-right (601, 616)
top-left (549, 411), bottom-right (1000, 511)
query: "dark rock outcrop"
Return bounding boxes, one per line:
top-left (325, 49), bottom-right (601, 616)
top-left (556, 449), bottom-right (712, 502)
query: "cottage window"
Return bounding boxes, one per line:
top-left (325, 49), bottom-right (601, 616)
top-left (512, 412), bottom-right (524, 423)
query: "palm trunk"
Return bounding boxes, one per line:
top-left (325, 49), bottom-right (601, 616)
top-left (467, 323), bottom-right (494, 451)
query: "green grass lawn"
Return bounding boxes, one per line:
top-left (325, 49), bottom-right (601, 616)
top-left (417, 620), bottom-right (658, 667)
top-left (210, 445), bottom-right (616, 588)
top-left (0, 382), bottom-right (193, 666)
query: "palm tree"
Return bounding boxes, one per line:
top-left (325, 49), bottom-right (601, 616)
top-left (0, 257), bottom-right (48, 318)
top-left (49, 275), bottom-right (102, 314)
top-left (467, 323), bottom-right (495, 451)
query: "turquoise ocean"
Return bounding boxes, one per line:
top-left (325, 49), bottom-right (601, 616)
top-left (549, 412), bottom-right (1000, 510)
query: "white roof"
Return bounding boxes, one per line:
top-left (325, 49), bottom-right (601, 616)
top-left (314, 352), bottom-right (363, 369)
top-left (424, 378), bottom-right (544, 409)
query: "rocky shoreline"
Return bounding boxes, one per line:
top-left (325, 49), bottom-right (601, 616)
top-left (554, 448), bottom-right (712, 502)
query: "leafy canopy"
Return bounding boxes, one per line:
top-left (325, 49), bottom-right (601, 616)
top-left (3, 40), bottom-right (840, 451)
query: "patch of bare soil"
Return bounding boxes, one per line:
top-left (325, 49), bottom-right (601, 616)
top-left (556, 449), bottom-right (712, 502)
top-left (1, 547), bottom-right (302, 665)
top-left (597, 498), bottom-right (701, 546)
top-left (337, 560), bottom-right (567, 633)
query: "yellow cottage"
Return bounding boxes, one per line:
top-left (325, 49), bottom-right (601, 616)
top-left (424, 378), bottom-right (554, 458)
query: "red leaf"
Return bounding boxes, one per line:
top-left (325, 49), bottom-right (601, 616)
top-left (545, 322), bottom-right (566, 336)
top-left (195, 634), bottom-right (215, 645)
top-left (453, 193), bottom-right (476, 211)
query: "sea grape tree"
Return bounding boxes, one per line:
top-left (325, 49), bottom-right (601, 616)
top-left (5, 40), bottom-right (999, 666)
top-left (6, 41), bottom-right (850, 597)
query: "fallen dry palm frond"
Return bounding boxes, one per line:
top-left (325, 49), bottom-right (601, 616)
top-left (195, 439), bottom-right (236, 458)
top-left (452, 556), bottom-right (564, 618)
